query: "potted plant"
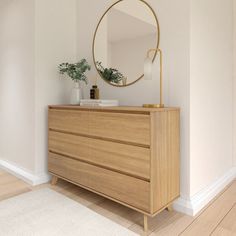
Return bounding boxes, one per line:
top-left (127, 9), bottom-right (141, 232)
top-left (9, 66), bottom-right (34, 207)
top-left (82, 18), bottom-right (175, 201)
top-left (59, 59), bottom-right (91, 104)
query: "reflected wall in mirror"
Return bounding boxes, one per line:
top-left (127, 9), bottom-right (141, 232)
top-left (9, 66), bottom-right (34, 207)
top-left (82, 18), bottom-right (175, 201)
top-left (93, 0), bottom-right (160, 87)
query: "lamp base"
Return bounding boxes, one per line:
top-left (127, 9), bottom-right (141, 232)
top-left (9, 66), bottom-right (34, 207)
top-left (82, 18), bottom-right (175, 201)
top-left (143, 104), bottom-right (165, 108)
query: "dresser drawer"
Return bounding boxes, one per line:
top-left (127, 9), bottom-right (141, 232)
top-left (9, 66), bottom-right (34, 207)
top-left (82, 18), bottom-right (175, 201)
top-left (49, 131), bottom-right (89, 159)
top-left (48, 109), bottom-right (89, 135)
top-left (89, 112), bottom-right (150, 146)
top-left (49, 153), bottom-right (150, 212)
top-left (49, 131), bottom-right (150, 180)
top-left (90, 138), bottom-right (150, 180)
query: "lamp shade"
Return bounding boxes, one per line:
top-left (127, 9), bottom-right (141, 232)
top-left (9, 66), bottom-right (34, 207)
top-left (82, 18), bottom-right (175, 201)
top-left (144, 57), bottom-right (153, 80)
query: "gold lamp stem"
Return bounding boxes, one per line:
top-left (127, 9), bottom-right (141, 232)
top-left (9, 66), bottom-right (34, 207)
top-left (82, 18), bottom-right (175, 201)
top-left (144, 48), bottom-right (164, 108)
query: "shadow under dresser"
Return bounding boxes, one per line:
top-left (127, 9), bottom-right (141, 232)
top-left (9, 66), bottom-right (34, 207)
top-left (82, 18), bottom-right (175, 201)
top-left (48, 105), bottom-right (180, 233)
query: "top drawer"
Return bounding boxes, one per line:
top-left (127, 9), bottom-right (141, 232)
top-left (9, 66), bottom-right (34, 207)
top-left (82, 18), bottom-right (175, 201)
top-left (89, 112), bottom-right (150, 146)
top-left (48, 109), bottom-right (89, 135)
top-left (49, 109), bottom-right (151, 146)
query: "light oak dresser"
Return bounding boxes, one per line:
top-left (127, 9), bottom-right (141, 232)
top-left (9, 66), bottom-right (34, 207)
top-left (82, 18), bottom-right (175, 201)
top-left (48, 105), bottom-right (180, 233)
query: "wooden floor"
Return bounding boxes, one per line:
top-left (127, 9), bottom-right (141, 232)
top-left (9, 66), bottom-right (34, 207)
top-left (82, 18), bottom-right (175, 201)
top-left (0, 169), bottom-right (236, 236)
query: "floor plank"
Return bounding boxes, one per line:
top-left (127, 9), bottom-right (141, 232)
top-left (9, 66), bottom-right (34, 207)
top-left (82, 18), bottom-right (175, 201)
top-left (211, 227), bottom-right (236, 236)
top-left (0, 172), bottom-right (31, 201)
top-left (129, 210), bottom-right (176, 235)
top-left (89, 199), bottom-right (142, 229)
top-left (149, 212), bottom-right (194, 236)
top-left (0, 169), bottom-right (7, 175)
top-left (180, 181), bottom-right (236, 236)
top-left (211, 204), bottom-right (236, 235)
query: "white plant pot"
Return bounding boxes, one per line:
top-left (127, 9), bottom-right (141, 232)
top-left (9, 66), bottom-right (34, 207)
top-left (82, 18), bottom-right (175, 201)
top-left (70, 82), bottom-right (82, 105)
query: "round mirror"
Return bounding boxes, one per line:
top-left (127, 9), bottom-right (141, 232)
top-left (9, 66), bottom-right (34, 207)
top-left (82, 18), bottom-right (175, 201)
top-left (93, 0), bottom-right (160, 87)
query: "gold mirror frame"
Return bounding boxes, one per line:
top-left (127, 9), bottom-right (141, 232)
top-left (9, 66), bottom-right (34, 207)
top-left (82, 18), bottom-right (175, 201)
top-left (92, 0), bottom-right (160, 87)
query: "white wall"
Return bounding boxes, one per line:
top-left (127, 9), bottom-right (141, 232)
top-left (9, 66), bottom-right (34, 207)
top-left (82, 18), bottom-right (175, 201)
top-left (110, 34), bottom-right (156, 84)
top-left (0, 0), bottom-right (35, 172)
top-left (114, 0), bottom-right (156, 26)
top-left (94, 16), bottom-right (109, 68)
top-left (0, 0), bottom-right (76, 181)
top-left (77, 0), bottom-right (191, 200)
top-left (34, 0), bottom-right (77, 175)
top-left (190, 0), bottom-right (234, 196)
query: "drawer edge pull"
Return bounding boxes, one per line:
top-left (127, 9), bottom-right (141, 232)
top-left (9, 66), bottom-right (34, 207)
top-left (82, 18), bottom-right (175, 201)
top-left (49, 128), bottom-right (150, 149)
top-left (49, 150), bottom-right (150, 182)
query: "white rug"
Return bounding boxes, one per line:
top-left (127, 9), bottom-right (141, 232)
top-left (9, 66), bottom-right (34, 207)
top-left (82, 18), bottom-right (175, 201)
top-left (0, 188), bottom-right (138, 236)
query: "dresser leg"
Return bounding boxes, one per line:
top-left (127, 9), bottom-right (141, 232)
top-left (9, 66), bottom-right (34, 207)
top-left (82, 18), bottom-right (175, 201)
top-left (51, 176), bottom-right (58, 185)
top-left (167, 204), bottom-right (173, 212)
top-left (143, 215), bottom-right (148, 234)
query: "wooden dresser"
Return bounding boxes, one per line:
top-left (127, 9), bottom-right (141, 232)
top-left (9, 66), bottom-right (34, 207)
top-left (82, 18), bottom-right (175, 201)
top-left (48, 105), bottom-right (180, 232)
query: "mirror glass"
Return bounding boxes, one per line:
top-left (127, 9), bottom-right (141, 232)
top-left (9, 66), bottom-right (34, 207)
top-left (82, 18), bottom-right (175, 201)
top-left (93, 0), bottom-right (159, 87)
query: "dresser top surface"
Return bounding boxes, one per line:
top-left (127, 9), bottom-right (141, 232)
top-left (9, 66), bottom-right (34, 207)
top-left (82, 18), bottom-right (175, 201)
top-left (49, 105), bottom-right (180, 113)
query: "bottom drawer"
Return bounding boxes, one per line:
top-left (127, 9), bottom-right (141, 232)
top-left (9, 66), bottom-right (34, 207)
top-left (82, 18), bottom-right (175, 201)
top-left (49, 152), bottom-right (150, 212)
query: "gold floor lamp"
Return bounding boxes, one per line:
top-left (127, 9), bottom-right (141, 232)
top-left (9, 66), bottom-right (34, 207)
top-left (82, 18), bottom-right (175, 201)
top-left (143, 48), bottom-right (164, 108)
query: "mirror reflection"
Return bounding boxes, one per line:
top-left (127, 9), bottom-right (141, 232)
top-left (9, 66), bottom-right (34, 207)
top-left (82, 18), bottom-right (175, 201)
top-left (93, 0), bottom-right (159, 87)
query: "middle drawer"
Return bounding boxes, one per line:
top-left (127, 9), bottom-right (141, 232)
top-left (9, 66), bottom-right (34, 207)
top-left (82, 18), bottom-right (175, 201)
top-left (49, 131), bottom-right (150, 180)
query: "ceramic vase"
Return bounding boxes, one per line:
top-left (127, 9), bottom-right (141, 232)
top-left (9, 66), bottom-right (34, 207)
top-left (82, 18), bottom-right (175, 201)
top-left (70, 81), bottom-right (82, 105)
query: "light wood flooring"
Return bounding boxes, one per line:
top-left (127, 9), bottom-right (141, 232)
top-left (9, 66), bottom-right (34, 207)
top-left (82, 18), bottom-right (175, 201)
top-left (0, 168), bottom-right (236, 236)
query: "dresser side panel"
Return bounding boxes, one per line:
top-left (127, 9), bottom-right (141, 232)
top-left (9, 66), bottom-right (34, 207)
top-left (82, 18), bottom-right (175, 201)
top-left (151, 110), bottom-right (180, 213)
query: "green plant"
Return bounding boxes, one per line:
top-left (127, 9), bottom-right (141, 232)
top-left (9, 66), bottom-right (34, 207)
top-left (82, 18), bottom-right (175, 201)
top-left (96, 61), bottom-right (124, 84)
top-left (59, 59), bottom-right (91, 84)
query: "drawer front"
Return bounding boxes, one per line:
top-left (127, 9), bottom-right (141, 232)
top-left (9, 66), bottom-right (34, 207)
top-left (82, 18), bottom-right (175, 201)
top-left (90, 138), bottom-right (150, 180)
top-left (48, 109), bottom-right (89, 135)
top-left (49, 153), bottom-right (150, 212)
top-left (89, 112), bottom-right (150, 146)
top-left (49, 131), bottom-right (150, 180)
top-left (49, 131), bottom-right (89, 160)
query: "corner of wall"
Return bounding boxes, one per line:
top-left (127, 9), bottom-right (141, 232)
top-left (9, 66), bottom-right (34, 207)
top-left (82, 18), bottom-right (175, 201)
top-left (174, 167), bottom-right (236, 216)
top-left (0, 160), bottom-right (51, 186)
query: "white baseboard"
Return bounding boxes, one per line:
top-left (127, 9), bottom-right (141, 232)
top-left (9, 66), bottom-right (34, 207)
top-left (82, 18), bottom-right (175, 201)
top-left (173, 167), bottom-right (236, 216)
top-left (0, 160), bottom-right (51, 186)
